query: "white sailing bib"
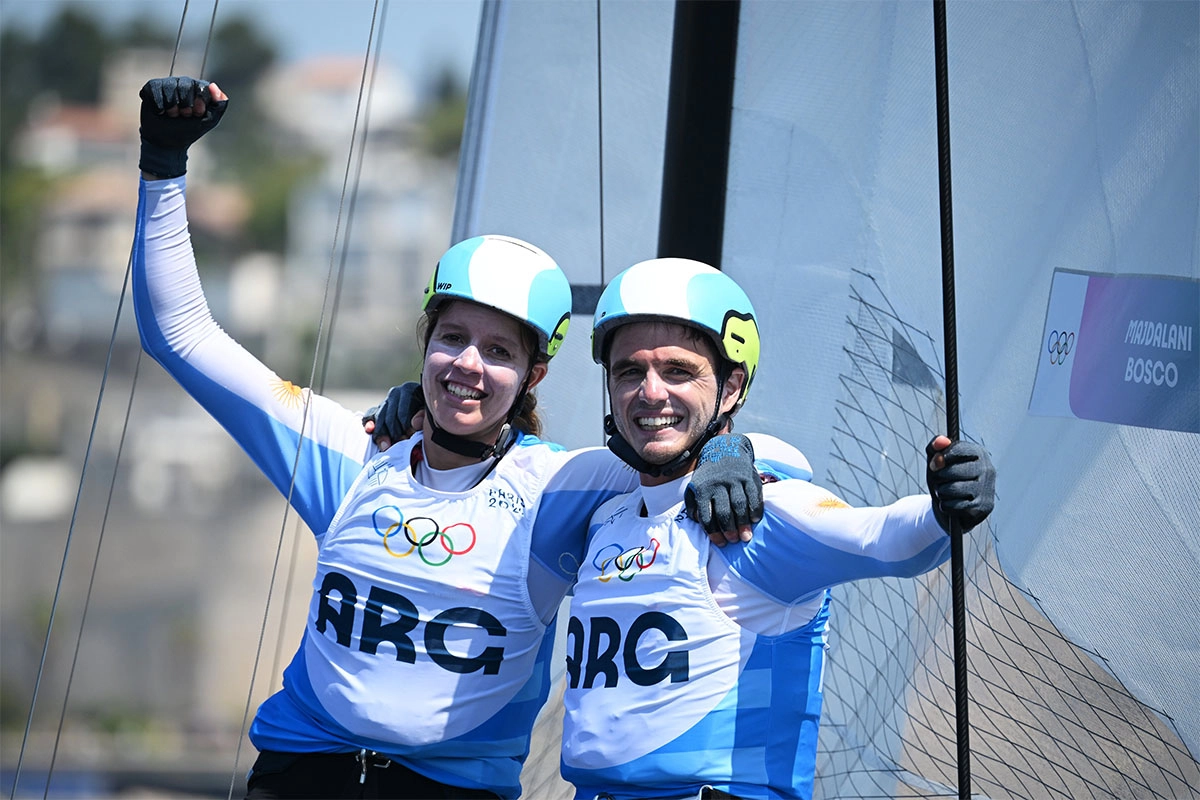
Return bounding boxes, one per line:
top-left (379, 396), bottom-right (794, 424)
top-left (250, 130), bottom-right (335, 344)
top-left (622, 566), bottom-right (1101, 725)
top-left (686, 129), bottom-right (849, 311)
top-left (562, 495), bottom-right (756, 768)
top-left (305, 441), bottom-right (546, 745)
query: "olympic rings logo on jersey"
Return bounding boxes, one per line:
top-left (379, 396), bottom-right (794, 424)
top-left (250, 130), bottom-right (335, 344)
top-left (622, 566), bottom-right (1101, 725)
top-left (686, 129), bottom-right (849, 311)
top-left (371, 505), bottom-right (477, 566)
top-left (593, 538), bottom-right (660, 583)
top-left (1047, 330), bottom-right (1075, 365)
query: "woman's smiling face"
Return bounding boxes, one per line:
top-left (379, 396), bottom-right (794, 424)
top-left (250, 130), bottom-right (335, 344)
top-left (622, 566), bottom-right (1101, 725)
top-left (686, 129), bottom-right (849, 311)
top-left (421, 300), bottom-right (546, 445)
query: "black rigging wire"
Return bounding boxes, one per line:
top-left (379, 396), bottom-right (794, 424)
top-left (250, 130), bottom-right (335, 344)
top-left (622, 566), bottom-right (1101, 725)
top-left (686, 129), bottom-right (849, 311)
top-left (931, 1), bottom-right (970, 797)
top-left (198, 0), bottom-right (220, 80)
top-left (44, 355), bottom-right (145, 796)
top-left (225, 3), bottom-right (385, 795)
top-left (168, 0), bottom-right (190, 77)
top-left (8, 2), bottom-right (199, 795)
top-left (10, 0), bottom-right (382, 794)
top-left (265, 0), bottom-right (391, 700)
top-left (595, 0), bottom-right (606, 286)
top-left (314, 4), bottom-right (388, 393)
top-left (595, 0), bottom-right (609, 435)
top-left (9, 262), bottom-right (147, 800)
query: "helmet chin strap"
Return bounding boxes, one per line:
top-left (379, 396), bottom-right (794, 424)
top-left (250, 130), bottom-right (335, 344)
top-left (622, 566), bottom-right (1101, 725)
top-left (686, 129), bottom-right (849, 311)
top-left (428, 417), bottom-right (515, 460)
top-left (603, 363), bottom-right (733, 478)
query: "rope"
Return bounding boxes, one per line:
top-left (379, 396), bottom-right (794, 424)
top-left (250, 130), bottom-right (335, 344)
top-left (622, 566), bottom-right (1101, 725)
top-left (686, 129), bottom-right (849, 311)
top-left (226, 3), bottom-right (385, 795)
top-left (198, 0), bottom-right (220, 79)
top-left (265, 0), bottom-right (391, 699)
top-left (44, 353), bottom-right (145, 793)
top-left (595, 0), bottom-right (610, 434)
top-left (8, 0), bottom-right (380, 794)
top-left (168, 0), bottom-right (190, 77)
top-left (931, 1), bottom-right (970, 797)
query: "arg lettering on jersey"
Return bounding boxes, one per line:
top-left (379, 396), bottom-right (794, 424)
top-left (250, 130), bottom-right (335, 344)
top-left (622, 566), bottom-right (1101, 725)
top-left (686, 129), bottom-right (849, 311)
top-left (1030, 269), bottom-right (1199, 433)
top-left (565, 612), bottom-right (689, 689)
top-left (316, 571), bottom-right (507, 674)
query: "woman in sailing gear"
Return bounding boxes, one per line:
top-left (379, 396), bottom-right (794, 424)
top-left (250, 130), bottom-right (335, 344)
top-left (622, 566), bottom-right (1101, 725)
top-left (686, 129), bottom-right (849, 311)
top-left (561, 258), bottom-right (997, 800)
top-left (132, 77), bottom-right (791, 800)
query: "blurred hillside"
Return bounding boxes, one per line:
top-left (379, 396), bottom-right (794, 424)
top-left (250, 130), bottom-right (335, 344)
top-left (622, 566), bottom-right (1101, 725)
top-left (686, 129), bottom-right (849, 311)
top-left (0, 5), bottom-right (470, 795)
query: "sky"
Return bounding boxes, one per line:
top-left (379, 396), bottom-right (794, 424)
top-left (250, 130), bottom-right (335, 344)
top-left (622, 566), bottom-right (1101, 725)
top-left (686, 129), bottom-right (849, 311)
top-left (0, 0), bottom-right (484, 87)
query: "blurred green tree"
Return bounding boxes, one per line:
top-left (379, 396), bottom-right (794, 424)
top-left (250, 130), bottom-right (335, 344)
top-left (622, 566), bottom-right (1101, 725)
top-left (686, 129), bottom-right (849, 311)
top-left (0, 167), bottom-right (53, 293)
top-left (35, 8), bottom-right (106, 102)
top-left (1, 26), bottom-right (39, 167)
top-left (0, 8), bottom-right (171, 290)
top-left (420, 64), bottom-right (467, 160)
top-left (206, 15), bottom-right (277, 101)
top-left (196, 14), bottom-right (326, 253)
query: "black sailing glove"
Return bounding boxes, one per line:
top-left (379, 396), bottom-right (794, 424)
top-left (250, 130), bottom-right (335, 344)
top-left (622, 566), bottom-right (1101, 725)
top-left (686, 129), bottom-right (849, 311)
top-left (685, 433), bottom-right (765, 536)
top-left (363, 382), bottom-right (425, 446)
top-left (139, 76), bottom-right (228, 178)
top-left (925, 437), bottom-right (996, 534)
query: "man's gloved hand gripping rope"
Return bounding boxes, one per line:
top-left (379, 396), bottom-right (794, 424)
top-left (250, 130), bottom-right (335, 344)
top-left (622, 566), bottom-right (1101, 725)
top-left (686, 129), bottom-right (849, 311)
top-left (926, 435), bottom-right (996, 534)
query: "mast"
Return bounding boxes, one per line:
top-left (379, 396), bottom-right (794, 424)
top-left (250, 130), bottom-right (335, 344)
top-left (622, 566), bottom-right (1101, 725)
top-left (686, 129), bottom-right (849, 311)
top-left (657, 0), bottom-right (739, 265)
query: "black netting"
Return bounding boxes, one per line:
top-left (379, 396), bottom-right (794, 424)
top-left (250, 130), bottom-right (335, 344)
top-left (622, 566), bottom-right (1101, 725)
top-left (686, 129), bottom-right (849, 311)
top-left (814, 271), bottom-right (1200, 800)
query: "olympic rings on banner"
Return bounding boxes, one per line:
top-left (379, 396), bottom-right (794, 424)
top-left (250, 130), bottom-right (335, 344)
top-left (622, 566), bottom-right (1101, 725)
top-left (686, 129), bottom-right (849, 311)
top-left (1047, 330), bottom-right (1075, 365)
top-left (594, 538), bottom-right (660, 583)
top-left (372, 506), bottom-right (477, 566)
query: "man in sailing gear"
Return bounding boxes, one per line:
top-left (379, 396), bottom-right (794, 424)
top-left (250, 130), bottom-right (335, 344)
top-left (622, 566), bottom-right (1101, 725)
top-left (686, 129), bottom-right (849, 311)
top-left (368, 250), bottom-right (768, 542)
top-left (560, 257), bottom-right (997, 800)
top-left (591, 257), bottom-right (759, 480)
top-left (131, 77), bottom-right (791, 800)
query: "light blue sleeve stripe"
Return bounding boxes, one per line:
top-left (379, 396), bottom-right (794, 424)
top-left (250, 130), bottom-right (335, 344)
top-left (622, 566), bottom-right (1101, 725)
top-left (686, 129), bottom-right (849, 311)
top-left (757, 457), bottom-right (813, 482)
top-left (745, 432), bottom-right (813, 481)
top-left (717, 507), bottom-right (950, 605)
top-left (137, 357), bottom-right (364, 533)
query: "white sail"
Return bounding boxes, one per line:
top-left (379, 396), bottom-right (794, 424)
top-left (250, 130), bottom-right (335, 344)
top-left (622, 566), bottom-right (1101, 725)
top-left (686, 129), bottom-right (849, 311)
top-left (456, 0), bottom-right (1199, 797)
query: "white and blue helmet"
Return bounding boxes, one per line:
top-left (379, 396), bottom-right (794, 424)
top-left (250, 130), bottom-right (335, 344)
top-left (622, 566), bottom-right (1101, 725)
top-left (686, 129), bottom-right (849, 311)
top-left (592, 258), bottom-right (761, 410)
top-left (423, 235), bottom-right (572, 361)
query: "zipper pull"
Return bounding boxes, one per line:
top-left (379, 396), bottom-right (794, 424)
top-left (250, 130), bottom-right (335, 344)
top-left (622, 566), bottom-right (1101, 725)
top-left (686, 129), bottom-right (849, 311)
top-left (359, 749), bottom-right (368, 784)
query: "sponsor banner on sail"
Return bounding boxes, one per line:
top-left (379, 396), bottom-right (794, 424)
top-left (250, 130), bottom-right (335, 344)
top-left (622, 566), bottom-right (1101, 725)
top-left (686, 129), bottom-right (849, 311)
top-left (1030, 269), bottom-right (1199, 432)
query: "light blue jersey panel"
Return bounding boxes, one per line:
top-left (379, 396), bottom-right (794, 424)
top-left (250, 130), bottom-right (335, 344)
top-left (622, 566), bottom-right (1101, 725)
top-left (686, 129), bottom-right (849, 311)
top-left (245, 436), bottom-right (574, 798)
top-left (723, 487), bottom-right (950, 607)
top-left (528, 441), bottom-right (640, 582)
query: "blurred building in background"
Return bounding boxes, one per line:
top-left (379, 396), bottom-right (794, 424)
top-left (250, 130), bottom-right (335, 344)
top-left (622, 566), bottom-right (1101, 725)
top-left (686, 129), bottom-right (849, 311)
top-left (261, 56), bottom-right (456, 383)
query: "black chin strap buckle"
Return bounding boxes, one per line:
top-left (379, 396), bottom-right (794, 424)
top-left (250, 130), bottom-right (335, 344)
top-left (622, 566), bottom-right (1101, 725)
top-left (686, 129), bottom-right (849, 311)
top-left (604, 414), bottom-right (619, 437)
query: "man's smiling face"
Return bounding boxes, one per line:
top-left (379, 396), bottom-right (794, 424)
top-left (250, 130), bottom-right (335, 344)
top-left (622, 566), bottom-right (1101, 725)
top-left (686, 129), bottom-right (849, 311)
top-left (606, 321), bottom-right (743, 481)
